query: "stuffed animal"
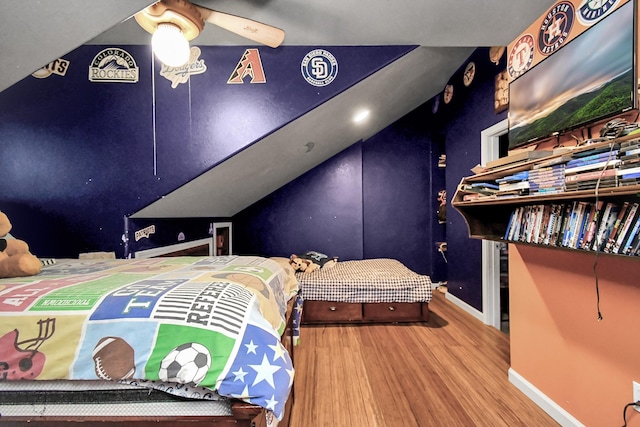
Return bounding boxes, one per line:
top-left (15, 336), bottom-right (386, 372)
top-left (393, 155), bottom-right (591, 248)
top-left (290, 251), bottom-right (337, 273)
top-left (289, 254), bottom-right (320, 273)
top-left (0, 211), bottom-right (42, 278)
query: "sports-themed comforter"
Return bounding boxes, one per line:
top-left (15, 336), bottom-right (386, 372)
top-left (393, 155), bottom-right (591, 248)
top-left (0, 255), bottom-right (301, 421)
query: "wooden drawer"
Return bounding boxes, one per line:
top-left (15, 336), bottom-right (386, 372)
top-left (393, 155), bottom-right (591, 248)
top-left (363, 302), bottom-right (422, 321)
top-left (303, 301), bottom-right (363, 322)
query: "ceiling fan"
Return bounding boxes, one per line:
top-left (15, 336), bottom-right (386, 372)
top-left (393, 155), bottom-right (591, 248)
top-left (134, 0), bottom-right (285, 66)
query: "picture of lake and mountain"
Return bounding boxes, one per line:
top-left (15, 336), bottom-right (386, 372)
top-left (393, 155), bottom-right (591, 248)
top-left (508, 1), bottom-right (635, 149)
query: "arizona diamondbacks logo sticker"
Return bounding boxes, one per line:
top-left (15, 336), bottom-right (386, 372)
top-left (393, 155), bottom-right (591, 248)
top-left (538, 2), bottom-right (574, 56)
top-left (508, 34), bottom-right (535, 79)
top-left (301, 49), bottom-right (338, 87)
top-left (89, 48), bottom-right (138, 83)
top-left (577, 0), bottom-right (619, 25)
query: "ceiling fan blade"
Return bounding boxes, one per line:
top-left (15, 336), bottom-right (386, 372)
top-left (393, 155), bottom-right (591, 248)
top-left (194, 5), bottom-right (285, 48)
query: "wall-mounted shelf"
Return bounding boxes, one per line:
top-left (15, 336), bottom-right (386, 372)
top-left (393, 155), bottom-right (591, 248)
top-left (452, 134), bottom-right (640, 258)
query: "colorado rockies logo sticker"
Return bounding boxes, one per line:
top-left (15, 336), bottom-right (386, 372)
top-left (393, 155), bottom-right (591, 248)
top-left (508, 34), bottom-right (535, 79)
top-left (577, 0), bottom-right (619, 25)
top-left (88, 48), bottom-right (139, 83)
top-left (538, 2), bottom-right (574, 56)
top-left (301, 49), bottom-right (338, 87)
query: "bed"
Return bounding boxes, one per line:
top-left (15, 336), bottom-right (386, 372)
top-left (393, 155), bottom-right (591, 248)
top-left (0, 255), bottom-right (301, 427)
top-left (297, 258), bottom-right (431, 324)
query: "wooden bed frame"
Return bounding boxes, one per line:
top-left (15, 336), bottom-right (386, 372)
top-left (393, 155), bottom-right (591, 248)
top-left (302, 300), bottom-right (429, 324)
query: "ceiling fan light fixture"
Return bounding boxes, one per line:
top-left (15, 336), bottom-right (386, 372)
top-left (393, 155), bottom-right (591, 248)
top-left (152, 23), bottom-right (190, 67)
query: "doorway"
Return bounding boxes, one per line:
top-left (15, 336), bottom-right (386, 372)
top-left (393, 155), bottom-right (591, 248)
top-left (480, 119), bottom-right (509, 333)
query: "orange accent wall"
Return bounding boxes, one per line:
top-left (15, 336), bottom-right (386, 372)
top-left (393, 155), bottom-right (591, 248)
top-left (509, 245), bottom-right (640, 426)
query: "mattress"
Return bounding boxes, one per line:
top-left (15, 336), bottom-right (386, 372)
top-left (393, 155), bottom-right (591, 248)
top-left (297, 258), bottom-right (432, 303)
top-left (0, 379), bottom-right (234, 417)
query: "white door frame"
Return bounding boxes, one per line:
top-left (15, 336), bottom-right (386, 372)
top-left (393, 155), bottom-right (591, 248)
top-left (480, 119), bottom-right (508, 329)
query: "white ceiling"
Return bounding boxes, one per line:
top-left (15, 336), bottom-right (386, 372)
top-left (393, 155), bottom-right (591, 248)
top-left (0, 0), bottom-right (556, 217)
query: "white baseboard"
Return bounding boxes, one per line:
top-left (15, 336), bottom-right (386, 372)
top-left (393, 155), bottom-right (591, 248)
top-left (444, 291), bottom-right (484, 322)
top-left (509, 368), bottom-right (585, 427)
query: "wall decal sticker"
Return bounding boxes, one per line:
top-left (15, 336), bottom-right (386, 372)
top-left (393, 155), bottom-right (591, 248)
top-left (301, 49), bottom-right (338, 87)
top-left (89, 48), bottom-right (139, 83)
top-left (227, 48), bottom-right (266, 84)
top-left (160, 46), bottom-right (207, 88)
top-left (507, 34), bottom-right (535, 79)
top-left (538, 1), bottom-right (575, 56)
top-left (32, 58), bottom-right (70, 79)
top-left (135, 225), bottom-right (156, 241)
top-left (577, 0), bottom-right (619, 25)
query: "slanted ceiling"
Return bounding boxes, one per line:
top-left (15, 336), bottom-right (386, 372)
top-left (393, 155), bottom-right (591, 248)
top-left (0, 0), bottom-right (555, 217)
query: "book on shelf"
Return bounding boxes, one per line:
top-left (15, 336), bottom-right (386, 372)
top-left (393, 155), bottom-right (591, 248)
top-left (572, 202), bottom-right (592, 249)
top-left (619, 157), bottom-right (640, 168)
top-left (564, 159), bottom-right (621, 174)
top-left (628, 221), bottom-right (640, 256)
top-left (565, 177), bottom-right (618, 191)
top-left (565, 150), bottom-right (619, 168)
top-left (458, 182), bottom-right (499, 195)
top-left (564, 168), bottom-right (617, 183)
top-left (495, 171), bottom-right (529, 183)
top-left (580, 200), bottom-right (604, 250)
top-left (485, 150), bottom-right (553, 169)
top-left (498, 181), bottom-right (530, 192)
top-left (621, 216), bottom-right (640, 254)
top-left (620, 138), bottom-right (640, 149)
top-left (617, 166), bottom-right (640, 177)
top-left (603, 201), bottom-right (630, 253)
top-left (611, 202), bottom-right (639, 254)
top-left (621, 147), bottom-right (640, 157)
top-left (562, 201), bottom-right (581, 247)
top-left (593, 203), bottom-right (619, 252)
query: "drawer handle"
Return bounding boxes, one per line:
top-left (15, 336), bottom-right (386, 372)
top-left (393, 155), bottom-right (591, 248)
top-left (329, 306), bottom-right (337, 311)
top-left (388, 306), bottom-right (395, 311)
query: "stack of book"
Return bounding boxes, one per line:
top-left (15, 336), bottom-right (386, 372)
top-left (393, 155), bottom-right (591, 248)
top-left (528, 164), bottom-right (565, 195)
top-left (617, 139), bottom-right (640, 185)
top-left (458, 182), bottom-right (499, 201)
top-left (503, 200), bottom-right (640, 255)
top-left (564, 145), bottom-right (620, 191)
top-left (495, 171), bottom-right (529, 198)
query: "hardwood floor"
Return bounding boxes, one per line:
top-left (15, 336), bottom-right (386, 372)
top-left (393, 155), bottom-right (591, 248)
top-left (289, 291), bottom-right (558, 427)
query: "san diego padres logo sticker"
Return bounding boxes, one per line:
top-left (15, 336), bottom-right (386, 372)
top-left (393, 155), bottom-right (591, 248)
top-left (508, 34), bottom-right (535, 79)
top-left (301, 49), bottom-right (338, 87)
top-left (538, 2), bottom-right (574, 56)
top-left (577, 0), bottom-right (619, 25)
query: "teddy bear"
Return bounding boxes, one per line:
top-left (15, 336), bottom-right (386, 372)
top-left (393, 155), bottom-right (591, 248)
top-left (0, 211), bottom-right (42, 278)
top-left (289, 251), bottom-right (338, 273)
top-left (289, 254), bottom-right (320, 273)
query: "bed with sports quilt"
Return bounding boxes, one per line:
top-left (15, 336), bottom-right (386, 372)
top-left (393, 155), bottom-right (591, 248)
top-left (0, 255), bottom-right (301, 427)
top-left (297, 258), bottom-right (431, 324)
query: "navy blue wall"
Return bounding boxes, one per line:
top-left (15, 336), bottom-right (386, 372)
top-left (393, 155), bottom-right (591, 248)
top-left (0, 44), bottom-right (414, 258)
top-left (233, 47), bottom-right (506, 305)
top-left (233, 143), bottom-right (364, 261)
top-left (441, 48), bottom-right (507, 310)
top-left (0, 40), bottom-right (506, 311)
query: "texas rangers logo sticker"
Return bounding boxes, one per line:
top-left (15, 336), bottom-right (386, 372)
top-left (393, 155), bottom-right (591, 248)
top-left (508, 34), bottom-right (535, 79)
top-left (89, 48), bottom-right (138, 83)
top-left (301, 49), bottom-right (338, 87)
top-left (538, 2), bottom-right (575, 56)
top-left (577, 0), bottom-right (619, 25)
